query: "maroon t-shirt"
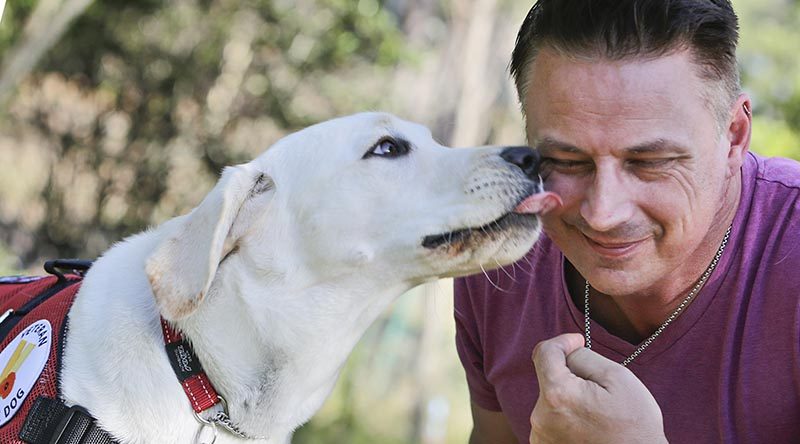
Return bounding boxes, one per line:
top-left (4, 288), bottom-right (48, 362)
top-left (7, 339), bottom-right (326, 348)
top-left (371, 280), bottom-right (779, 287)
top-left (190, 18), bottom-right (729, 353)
top-left (455, 152), bottom-right (800, 443)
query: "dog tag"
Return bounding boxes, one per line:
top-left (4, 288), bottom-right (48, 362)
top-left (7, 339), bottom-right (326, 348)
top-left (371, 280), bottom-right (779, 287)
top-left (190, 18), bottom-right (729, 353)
top-left (194, 422), bottom-right (218, 444)
top-left (0, 320), bottom-right (51, 426)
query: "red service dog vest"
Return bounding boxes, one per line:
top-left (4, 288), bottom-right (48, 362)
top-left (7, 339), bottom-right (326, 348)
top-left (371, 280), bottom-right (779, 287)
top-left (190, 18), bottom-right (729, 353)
top-left (0, 274), bottom-right (82, 443)
top-left (0, 261), bottom-right (227, 444)
top-left (0, 261), bottom-right (117, 444)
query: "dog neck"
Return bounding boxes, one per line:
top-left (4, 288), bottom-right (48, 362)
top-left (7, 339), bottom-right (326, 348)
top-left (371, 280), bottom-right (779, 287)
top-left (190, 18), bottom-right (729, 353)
top-left (173, 252), bottom-right (412, 441)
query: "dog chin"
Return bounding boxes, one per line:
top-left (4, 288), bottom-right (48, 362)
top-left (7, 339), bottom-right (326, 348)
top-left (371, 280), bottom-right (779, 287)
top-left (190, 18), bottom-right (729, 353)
top-left (421, 213), bottom-right (542, 271)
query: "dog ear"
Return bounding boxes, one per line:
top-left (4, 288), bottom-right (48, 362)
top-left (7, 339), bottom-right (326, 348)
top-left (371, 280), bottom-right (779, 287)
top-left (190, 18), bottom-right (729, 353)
top-left (145, 165), bottom-right (274, 321)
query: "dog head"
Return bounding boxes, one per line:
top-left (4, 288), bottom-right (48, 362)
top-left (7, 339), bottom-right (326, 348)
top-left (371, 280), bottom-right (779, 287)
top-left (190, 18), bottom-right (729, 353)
top-left (146, 112), bottom-right (560, 320)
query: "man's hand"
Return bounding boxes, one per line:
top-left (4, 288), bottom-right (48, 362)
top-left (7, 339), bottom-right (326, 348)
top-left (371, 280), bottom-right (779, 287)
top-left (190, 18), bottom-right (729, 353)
top-left (529, 333), bottom-right (668, 444)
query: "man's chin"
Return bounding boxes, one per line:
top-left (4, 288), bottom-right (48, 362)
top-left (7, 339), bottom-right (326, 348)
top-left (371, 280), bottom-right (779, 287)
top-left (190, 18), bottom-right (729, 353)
top-left (583, 266), bottom-right (664, 297)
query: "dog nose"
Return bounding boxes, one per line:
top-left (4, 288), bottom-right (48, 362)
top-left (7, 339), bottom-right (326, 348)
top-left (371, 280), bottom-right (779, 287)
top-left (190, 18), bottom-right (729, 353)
top-left (500, 146), bottom-right (540, 179)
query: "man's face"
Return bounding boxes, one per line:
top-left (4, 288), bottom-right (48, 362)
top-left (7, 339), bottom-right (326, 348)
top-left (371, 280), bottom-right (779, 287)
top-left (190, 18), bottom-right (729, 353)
top-left (524, 48), bottom-right (741, 296)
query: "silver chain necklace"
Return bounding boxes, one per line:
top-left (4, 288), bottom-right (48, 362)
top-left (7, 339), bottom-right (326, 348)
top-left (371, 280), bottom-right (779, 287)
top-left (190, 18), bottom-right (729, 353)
top-left (584, 225), bottom-right (732, 366)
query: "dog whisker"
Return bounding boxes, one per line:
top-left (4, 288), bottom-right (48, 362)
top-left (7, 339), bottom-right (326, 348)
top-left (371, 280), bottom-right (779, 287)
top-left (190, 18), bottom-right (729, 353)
top-left (511, 260), bottom-right (521, 280)
top-left (479, 263), bottom-right (512, 293)
top-left (521, 255), bottom-right (537, 276)
top-left (494, 258), bottom-right (519, 284)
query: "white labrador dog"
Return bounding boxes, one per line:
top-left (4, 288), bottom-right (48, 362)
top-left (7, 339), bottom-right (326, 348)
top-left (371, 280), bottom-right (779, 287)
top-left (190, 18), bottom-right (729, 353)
top-left (60, 112), bottom-right (560, 443)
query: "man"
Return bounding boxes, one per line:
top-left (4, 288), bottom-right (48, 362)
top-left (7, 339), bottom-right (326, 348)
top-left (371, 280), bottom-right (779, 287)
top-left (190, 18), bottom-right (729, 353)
top-left (454, 1), bottom-right (800, 443)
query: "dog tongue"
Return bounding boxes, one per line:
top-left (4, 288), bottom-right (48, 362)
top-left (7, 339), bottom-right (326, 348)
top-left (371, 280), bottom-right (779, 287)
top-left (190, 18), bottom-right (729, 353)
top-left (513, 192), bottom-right (563, 215)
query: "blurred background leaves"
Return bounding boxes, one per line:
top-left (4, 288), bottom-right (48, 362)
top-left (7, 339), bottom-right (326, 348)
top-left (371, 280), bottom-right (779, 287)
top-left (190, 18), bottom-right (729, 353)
top-left (0, 0), bottom-right (797, 442)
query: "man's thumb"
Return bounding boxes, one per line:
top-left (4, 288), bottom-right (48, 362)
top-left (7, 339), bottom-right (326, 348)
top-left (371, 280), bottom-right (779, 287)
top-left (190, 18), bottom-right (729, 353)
top-left (531, 333), bottom-right (586, 388)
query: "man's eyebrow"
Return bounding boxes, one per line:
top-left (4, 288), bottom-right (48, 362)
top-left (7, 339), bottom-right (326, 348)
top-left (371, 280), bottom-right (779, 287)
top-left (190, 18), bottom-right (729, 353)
top-left (533, 138), bottom-right (583, 154)
top-left (533, 137), bottom-right (690, 155)
top-left (626, 139), bottom-right (690, 155)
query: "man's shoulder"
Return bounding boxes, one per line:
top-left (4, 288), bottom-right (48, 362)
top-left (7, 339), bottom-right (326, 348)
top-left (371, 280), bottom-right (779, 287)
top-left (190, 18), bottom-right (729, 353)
top-left (739, 153), bottom-right (800, 287)
top-left (751, 151), bottom-right (800, 190)
top-left (745, 153), bottom-right (800, 231)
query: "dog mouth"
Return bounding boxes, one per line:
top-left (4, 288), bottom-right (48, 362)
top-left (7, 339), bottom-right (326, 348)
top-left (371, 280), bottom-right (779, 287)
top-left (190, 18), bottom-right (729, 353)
top-left (422, 213), bottom-right (535, 249)
top-left (421, 191), bottom-right (562, 250)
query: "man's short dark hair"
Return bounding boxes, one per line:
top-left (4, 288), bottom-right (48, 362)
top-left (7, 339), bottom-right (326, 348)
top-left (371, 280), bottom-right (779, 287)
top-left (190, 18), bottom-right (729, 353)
top-left (510, 0), bottom-right (741, 123)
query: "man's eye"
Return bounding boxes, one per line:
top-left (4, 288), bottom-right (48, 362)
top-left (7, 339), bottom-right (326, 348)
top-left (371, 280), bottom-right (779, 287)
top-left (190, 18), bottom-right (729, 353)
top-left (364, 138), bottom-right (411, 158)
top-left (627, 158), bottom-right (672, 169)
top-left (542, 158), bottom-right (591, 172)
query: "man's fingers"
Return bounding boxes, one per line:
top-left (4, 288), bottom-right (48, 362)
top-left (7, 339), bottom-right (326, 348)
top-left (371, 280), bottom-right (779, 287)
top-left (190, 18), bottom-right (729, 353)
top-left (532, 333), bottom-right (585, 389)
top-left (565, 346), bottom-right (636, 389)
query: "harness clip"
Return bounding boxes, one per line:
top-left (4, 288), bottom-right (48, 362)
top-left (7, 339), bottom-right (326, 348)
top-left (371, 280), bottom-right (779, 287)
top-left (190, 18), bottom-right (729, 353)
top-left (44, 259), bottom-right (94, 282)
top-left (49, 405), bottom-right (92, 444)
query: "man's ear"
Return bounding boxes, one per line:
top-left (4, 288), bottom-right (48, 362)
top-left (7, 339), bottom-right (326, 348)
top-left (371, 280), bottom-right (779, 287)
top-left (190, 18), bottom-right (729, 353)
top-left (145, 165), bottom-right (274, 321)
top-left (725, 93), bottom-right (752, 178)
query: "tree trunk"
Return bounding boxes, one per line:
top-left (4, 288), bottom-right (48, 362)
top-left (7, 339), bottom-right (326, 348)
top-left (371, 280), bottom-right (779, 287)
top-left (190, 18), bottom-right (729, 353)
top-left (0, 0), bottom-right (95, 105)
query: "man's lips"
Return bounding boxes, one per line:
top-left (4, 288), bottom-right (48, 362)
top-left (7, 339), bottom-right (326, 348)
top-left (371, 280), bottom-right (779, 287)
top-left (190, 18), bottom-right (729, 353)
top-left (583, 234), bottom-right (649, 258)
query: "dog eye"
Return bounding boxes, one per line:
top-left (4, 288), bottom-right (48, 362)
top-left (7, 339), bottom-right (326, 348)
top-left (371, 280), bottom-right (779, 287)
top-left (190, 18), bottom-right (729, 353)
top-left (364, 137), bottom-right (411, 159)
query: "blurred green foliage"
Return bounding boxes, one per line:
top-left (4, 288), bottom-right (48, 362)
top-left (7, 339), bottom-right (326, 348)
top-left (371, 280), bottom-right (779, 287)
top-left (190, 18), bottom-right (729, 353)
top-left (735, 0), bottom-right (800, 160)
top-left (0, 0), bottom-right (36, 50)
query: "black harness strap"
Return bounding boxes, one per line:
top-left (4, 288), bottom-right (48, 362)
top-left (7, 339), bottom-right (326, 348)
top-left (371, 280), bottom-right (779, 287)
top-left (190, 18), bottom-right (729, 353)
top-left (20, 397), bottom-right (117, 444)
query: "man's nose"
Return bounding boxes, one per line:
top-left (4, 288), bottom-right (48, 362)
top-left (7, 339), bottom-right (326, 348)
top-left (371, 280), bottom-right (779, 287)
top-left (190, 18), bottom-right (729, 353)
top-left (500, 146), bottom-right (540, 179)
top-left (581, 167), bottom-right (635, 233)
